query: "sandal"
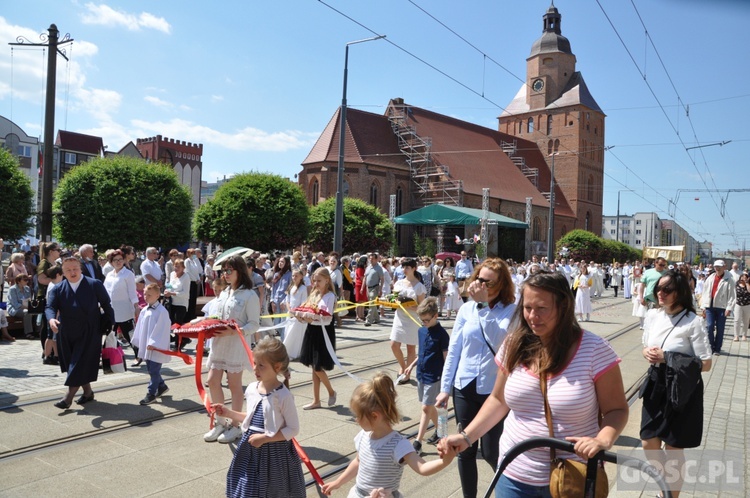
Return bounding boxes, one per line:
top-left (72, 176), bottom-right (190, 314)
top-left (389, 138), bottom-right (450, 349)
top-left (733, 337), bottom-right (740, 342)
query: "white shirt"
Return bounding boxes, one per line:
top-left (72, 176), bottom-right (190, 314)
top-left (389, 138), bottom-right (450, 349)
top-left (643, 309), bottom-right (711, 360)
top-left (140, 258), bottom-right (162, 285)
top-left (185, 257), bottom-right (202, 282)
top-left (103, 267), bottom-right (139, 322)
top-left (168, 271), bottom-right (191, 308)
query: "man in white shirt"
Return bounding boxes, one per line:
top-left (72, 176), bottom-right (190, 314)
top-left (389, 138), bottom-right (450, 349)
top-left (729, 262), bottom-right (742, 283)
top-left (140, 247), bottom-right (163, 289)
top-left (455, 250), bottom-right (474, 302)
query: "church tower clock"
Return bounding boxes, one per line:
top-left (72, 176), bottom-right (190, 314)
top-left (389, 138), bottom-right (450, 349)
top-left (498, 3), bottom-right (605, 237)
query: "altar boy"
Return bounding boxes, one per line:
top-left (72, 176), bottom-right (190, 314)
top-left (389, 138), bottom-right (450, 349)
top-left (131, 284), bottom-right (172, 405)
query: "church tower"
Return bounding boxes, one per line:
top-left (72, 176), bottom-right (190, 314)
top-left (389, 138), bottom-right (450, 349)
top-left (498, 4), bottom-right (605, 236)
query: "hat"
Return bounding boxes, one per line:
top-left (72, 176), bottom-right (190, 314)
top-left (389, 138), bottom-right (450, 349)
top-left (714, 259), bottom-right (725, 267)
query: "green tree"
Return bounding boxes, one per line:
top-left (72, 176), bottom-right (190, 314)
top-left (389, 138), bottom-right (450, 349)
top-left (194, 172), bottom-right (309, 251)
top-left (308, 197), bottom-right (394, 254)
top-left (53, 156), bottom-right (193, 249)
top-left (0, 147), bottom-right (34, 240)
top-left (413, 232), bottom-right (436, 258)
top-left (558, 229), bottom-right (641, 262)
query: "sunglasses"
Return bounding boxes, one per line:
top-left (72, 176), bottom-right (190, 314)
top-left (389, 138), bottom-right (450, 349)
top-left (476, 277), bottom-right (498, 288)
top-left (223, 268), bottom-right (234, 275)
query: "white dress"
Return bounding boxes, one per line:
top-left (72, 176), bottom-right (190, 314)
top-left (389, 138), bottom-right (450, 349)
top-left (574, 274), bottom-right (592, 314)
top-left (283, 286), bottom-right (308, 359)
top-left (389, 279), bottom-right (426, 346)
top-left (206, 286), bottom-right (261, 373)
top-left (444, 280), bottom-right (462, 311)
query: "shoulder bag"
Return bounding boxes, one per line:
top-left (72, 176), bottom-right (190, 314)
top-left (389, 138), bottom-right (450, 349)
top-left (28, 297), bottom-right (46, 314)
top-left (541, 373), bottom-right (609, 498)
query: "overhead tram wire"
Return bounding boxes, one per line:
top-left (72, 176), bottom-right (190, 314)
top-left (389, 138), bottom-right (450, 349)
top-left (595, 0), bottom-right (736, 244)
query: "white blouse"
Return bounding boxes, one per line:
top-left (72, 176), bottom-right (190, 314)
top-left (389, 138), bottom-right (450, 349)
top-left (642, 308), bottom-right (711, 360)
top-left (104, 267), bottom-right (139, 322)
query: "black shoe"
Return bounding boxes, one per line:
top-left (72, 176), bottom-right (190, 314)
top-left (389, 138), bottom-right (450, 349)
top-left (412, 440), bottom-right (422, 454)
top-left (54, 399), bottom-right (71, 410)
top-left (132, 359), bottom-right (143, 367)
top-left (76, 392), bottom-right (95, 405)
top-left (156, 385), bottom-right (170, 397)
top-left (43, 356), bottom-right (56, 365)
top-left (140, 394), bottom-right (157, 405)
top-left (364, 322), bottom-right (372, 327)
top-left (426, 431), bottom-right (440, 445)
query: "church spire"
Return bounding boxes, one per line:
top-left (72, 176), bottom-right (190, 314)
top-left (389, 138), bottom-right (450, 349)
top-left (543, 3), bottom-right (562, 35)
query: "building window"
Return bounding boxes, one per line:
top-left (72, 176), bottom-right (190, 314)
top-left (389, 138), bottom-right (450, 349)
top-left (369, 182), bottom-right (379, 206)
top-left (635, 229), bottom-right (642, 235)
top-left (64, 152), bottom-right (77, 164)
top-left (311, 179), bottom-right (319, 206)
top-left (610, 229), bottom-right (615, 235)
top-left (554, 139), bottom-right (560, 153)
top-left (527, 118), bottom-right (534, 134)
top-left (636, 219), bottom-right (642, 225)
top-left (518, 120), bottom-right (523, 134)
top-left (533, 216), bottom-right (542, 241)
top-left (16, 145), bottom-right (31, 157)
top-left (623, 229), bottom-right (630, 235)
top-left (585, 211), bottom-right (591, 231)
top-left (587, 174), bottom-right (594, 202)
top-left (547, 115), bottom-right (553, 135)
top-left (547, 140), bottom-right (553, 155)
top-left (623, 220), bottom-right (631, 225)
top-left (610, 219), bottom-right (615, 225)
top-left (635, 239), bottom-right (641, 245)
top-left (396, 185), bottom-right (403, 216)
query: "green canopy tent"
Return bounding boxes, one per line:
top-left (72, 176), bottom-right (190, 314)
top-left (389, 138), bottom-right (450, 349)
top-left (393, 204), bottom-right (528, 260)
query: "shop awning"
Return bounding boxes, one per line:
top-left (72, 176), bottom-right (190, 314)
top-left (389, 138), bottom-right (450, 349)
top-left (393, 204), bottom-right (528, 229)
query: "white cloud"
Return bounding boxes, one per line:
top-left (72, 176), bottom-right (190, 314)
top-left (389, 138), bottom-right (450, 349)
top-left (210, 95), bottom-right (224, 103)
top-left (130, 118), bottom-right (318, 152)
top-left (144, 95), bottom-right (172, 108)
top-left (80, 3), bottom-right (171, 34)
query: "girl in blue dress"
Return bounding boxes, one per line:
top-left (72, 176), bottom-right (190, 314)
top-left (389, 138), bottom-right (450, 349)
top-left (213, 337), bottom-right (305, 498)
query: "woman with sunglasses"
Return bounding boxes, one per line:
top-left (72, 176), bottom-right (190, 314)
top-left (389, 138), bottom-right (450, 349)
top-left (640, 269), bottom-right (711, 498)
top-left (390, 258), bottom-right (427, 385)
top-left (435, 258), bottom-right (516, 498)
top-left (203, 255), bottom-right (260, 444)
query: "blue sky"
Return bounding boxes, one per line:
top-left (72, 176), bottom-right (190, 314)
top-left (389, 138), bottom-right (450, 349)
top-left (2, 1), bottom-right (749, 252)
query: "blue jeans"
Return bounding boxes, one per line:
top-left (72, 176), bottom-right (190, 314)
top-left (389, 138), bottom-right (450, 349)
top-left (704, 307), bottom-right (727, 354)
top-left (146, 360), bottom-right (166, 396)
top-left (495, 474), bottom-right (551, 498)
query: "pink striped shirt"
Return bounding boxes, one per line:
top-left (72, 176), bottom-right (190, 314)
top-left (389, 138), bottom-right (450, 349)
top-left (496, 330), bottom-right (620, 486)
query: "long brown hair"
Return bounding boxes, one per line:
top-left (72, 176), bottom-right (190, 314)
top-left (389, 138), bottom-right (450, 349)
top-left (467, 257), bottom-right (515, 307)
top-left (503, 270), bottom-right (582, 376)
top-left (222, 255), bottom-right (254, 291)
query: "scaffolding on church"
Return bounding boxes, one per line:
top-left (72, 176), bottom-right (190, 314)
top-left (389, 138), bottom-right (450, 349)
top-left (501, 139), bottom-right (538, 188)
top-left (386, 103), bottom-right (463, 209)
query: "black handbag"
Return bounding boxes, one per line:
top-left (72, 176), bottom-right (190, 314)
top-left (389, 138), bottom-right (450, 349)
top-left (28, 297), bottom-right (46, 314)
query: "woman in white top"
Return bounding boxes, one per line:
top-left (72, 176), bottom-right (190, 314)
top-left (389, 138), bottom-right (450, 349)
top-left (327, 255), bottom-right (343, 327)
top-left (103, 249), bottom-right (140, 359)
top-left (389, 258), bottom-right (426, 385)
top-left (163, 259), bottom-right (191, 325)
top-left (641, 269), bottom-right (711, 498)
top-left (203, 255), bottom-right (261, 444)
top-left (574, 264), bottom-right (592, 321)
top-left (283, 269), bottom-right (308, 356)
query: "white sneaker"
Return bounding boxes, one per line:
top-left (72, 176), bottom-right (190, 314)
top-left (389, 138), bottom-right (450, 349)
top-left (203, 423), bottom-right (226, 442)
top-left (218, 425), bottom-right (243, 444)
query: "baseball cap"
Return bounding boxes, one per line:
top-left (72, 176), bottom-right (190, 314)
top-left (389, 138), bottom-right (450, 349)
top-left (714, 259), bottom-right (725, 267)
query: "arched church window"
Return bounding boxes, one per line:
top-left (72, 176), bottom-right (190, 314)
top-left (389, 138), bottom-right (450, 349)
top-left (548, 140), bottom-right (553, 155)
top-left (369, 182), bottom-right (379, 207)
top-left (396, 185), bottom-right (403, 216)
top-left (527, 118), bottom-right (534, 134)
top-left (587, 174), bottom-right (594, 202)
top-left (547, 115), bottom-right (553, 135)
top-left (554, 139), bottom-right (560, 153)
top-left (533, 216), bottom-right (542, 241)
top-left (311, 179), bottom-right (319, 206)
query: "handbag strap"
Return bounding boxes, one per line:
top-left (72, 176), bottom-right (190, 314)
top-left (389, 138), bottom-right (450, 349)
top-left (477, 314), bottom-right (496, 357)
top-left (540, 372), bottom-right (557, 462)
top-left (658, 310), bottom-right (688, 349)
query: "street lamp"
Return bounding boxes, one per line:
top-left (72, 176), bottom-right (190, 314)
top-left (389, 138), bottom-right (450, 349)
top-left (615, 189), bottom-right (634, 243)
top-left (546, 153), bottom-right (557, 263)
top-left (333, 34), bottom-right (386, 255)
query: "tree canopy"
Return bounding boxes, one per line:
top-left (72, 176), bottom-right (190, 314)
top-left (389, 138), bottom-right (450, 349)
top-left (308, 197), bottom-right (394, 254)
top-left (0, 147), bottom-right (34, 241)
top-left (193, 172), bottom-right (309, 251)
top-left (53, 156), bottom-right (193, 250)
top-left (557, 229), bottom-right (641, 262)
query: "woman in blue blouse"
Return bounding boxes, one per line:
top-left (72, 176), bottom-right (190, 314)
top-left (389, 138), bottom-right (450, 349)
top-left (435, 258), bottom-right (516, 498)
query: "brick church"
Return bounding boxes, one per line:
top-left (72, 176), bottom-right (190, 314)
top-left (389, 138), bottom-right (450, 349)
top-left (299, 4), bottom-right (604, 257)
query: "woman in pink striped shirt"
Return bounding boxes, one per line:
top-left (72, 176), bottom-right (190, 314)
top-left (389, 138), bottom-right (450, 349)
top-left (439, 271), bottom-right (628, 497)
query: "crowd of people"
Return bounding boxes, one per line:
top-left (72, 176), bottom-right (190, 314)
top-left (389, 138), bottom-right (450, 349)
top-left (1, 236), bottom-right (739, 497)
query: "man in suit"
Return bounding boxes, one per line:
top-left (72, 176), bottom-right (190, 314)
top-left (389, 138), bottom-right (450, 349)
top-left (79, 244), bottom-right (105, 282)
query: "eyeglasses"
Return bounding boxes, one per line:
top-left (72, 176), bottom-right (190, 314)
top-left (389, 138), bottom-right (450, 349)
top-left (476, 277), bottom-right (498, 288)
top-left (112, 258), bottom-right (124, 263)
top-left (420, 314), bottom-right (437, 324)
top-left (223, 268), bottom-right (234, 275)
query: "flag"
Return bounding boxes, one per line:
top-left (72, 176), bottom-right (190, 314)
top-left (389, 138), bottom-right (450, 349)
top-left (473, 234), bottom-right (480, 243)
top-left (455, 235), bottom-right (461, 245)
top-left (38, 143), bottom-right (43, 177)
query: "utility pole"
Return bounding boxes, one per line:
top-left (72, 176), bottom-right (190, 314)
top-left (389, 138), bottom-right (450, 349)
top-left (10, 25), bottom-right (74, 241)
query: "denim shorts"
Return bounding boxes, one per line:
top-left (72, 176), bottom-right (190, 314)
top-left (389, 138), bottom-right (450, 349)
top-left (494, 474), bottom-right (551, 498)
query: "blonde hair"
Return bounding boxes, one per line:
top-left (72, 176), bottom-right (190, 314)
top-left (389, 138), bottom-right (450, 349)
top-left (305, 267), bottom-right (336, 305)
top-left (145, 283), bottom-right (160, 294)
top-left (350, 372), bottom-right (400, 426)
top-left (254, 337), bottom-right (291, 387)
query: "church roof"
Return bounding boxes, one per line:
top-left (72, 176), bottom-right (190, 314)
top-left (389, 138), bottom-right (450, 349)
top-left (301, 107), bottom-right (407, 170)
top-left (500, 72), bottom-right (603, 116)
top-left (529, 4), bottom-right (572, 57)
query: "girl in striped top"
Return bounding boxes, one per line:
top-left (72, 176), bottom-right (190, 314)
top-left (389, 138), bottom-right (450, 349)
top-left (439, 271), bottom-right (628, 497)
top-left (321, 373), bottom-right (457, 498)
